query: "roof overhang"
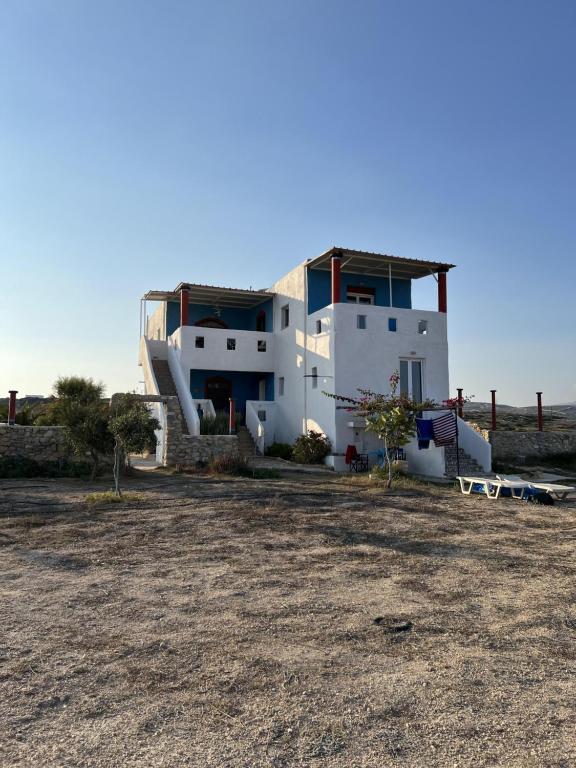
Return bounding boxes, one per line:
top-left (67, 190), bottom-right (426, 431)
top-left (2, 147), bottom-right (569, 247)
top-left (142, 283), bottom-right (274, 309)
top-left (307, 247), bottom-right (455, 280)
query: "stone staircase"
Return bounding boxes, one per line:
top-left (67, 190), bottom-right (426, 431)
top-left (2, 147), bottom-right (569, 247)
top-left (237, 426), bottom-right (259, 458)
top-left (444, 446), bottom-right (485, 478)
top-left (151, 359), bottom-right (188, 434)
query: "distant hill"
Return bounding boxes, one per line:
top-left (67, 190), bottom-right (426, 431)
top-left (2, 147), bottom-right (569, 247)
top-left (464, 402), bottom-right (576, 431)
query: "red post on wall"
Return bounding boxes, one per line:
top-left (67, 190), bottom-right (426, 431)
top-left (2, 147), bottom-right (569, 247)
top-left (457, 388), bottom-right (464, 418)
top-left (438, 270), bottom-right (447, 313)
top-left (536, 392), bottom-right (543, 432)
top-left (8, 390), bottom-right (18, 425)
top-left (229, 398), bottom-right (236, 435)
top-left (490, 390), bottom-right (497, 431)
top-left (331, 252), bottom-right (342, 304)
top-left (180, 284), bottom-right (190, 328)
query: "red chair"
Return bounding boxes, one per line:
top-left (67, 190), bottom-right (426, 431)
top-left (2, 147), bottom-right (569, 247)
top-left (345, 444), bottom-right (369, 472)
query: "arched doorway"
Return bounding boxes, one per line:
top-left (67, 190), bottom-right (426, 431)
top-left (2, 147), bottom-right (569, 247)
top-left (195, 317), bottom-right (228, 329)
top-left (205, 376), bottom-right (232, 412)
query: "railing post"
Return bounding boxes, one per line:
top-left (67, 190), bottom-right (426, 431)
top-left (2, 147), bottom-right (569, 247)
top-left (490, 390), bottom-right (497, 431)
top-left (8, 390), bottom-right (18, 425)
top-left (536, 392), bottom-right (543, 432)
top-left (229, 398), bottom-right (236, 435)
top-left (457, 388), bottom-right (464, 419)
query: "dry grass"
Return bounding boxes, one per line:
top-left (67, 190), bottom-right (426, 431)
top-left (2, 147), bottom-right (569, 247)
top-left (1, 472), bottom-right (575, 767)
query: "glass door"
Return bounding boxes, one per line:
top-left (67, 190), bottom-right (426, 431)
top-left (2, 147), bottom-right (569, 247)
top-left (399, 359), bottom-right (423, 402)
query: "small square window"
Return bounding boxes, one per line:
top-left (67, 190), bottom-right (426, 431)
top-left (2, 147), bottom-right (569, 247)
top-left (418, 320), bottom-right (428, 335)
top-left (258, 410), bottom-right (266, 421)
top-left (195, 336), bottom-right (204, 348)
top-left (227, 338), bottom-right (236, 350)
top-left (257, 339), bottom-right (266, 352)
top-left (315, 319), bottom-right (322, 334)
top-left (311, 367), bottom-right (318, 389)
top-left (357, 314), bottom-right (367, 329)
top-left (278, 377), bottom-right (285, 396)
top-left (281, 305), bottom-right (290, 329)
top-left (388, 318), bottom-right (397, 332)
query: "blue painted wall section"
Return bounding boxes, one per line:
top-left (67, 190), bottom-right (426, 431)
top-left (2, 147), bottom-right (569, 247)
top-left (190, 369), bottom-right (275, 412)
top-left (166, 297), bottom-right (273, 336)
top-left (307, 269), bottom-right (412, 314)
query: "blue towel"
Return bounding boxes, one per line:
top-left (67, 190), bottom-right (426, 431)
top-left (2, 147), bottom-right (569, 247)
top-left (416, 418), bottom-right (434, 450)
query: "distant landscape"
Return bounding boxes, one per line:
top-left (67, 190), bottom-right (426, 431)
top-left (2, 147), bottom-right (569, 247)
top-left (464, 402), bottom-right (576, 432)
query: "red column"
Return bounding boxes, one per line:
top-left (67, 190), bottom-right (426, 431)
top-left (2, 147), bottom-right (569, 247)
top-left (180, 285), bottom-right (190, 328)
top-left (490, 390), bottom-right (497, 431)
top-left (229, 398), bottom-right (236, 434)
top-left (331, 253), bottom-right (342, 304)
top-left (536, 392), bottom-right (543, 432)
top-left (457, 388), bottom-right (464, 419)
top-left (438, 270), bottom-right (447, 313)
top-left (8, 390), bottom-right (18, 425)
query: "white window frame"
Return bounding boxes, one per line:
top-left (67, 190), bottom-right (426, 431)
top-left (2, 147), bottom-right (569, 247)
top-left (281, 305), bottom-right (290, 329)
top-left (346, 291), bottom-right (374, 305)
top-left (399, 358), bottom-right (425, 402)
top-left (278, 376), bottom-right (285, 396)
top-left (357, 314), bottom-right (367, 329)
top-left (311, 367), bottom-right (318, 389)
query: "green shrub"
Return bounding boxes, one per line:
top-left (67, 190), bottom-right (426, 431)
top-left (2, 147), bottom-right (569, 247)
top-left (0, 455), bottom-right (94, 479)
top-left (292, 430), bottom-right (331, 464)
top-left (208, 453), bottom-right (249, 474)
top-left (200, 413), bottom-right (234, 435)
top-left (265, 442), bottom-right (293, 460)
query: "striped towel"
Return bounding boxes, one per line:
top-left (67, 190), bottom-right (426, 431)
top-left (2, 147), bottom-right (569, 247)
top-left (432, 413), bottom-right (456, 446)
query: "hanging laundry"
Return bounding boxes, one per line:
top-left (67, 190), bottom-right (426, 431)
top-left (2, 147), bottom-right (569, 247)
top-left (432, 412), bottom-right (457, 446)
top-left (416, 418), bottom-right (434, 449)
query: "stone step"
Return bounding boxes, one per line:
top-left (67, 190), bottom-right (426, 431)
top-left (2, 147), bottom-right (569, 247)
top-left (150, 359), bottom-right (188, 434)
top-left (444, 445), bottom-right (484, 478)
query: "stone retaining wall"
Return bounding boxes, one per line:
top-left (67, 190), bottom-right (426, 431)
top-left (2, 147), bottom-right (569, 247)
top-left (111, 393), bottom-right (240, 467)
top-left (0, 425), bottom-right (69, 462)
top-left (488, 430), bottom-right (576, 463)
top-left (167, 434), bottom-right (240, 466)
top-left (0, 396), bottom-right (241, 469)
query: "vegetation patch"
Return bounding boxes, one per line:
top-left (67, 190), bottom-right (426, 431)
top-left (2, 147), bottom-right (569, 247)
top-left (84, 491), bottom-right (142, 505)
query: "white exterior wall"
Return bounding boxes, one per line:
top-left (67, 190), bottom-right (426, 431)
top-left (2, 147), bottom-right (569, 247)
top-left (268, 262), bottom-right (313, 444)
top-left (172, 326), bottom-right (274, 373)
top-left (330, 303), bottom-right (449, 472)
top-left (146, 304), bottom-right (167, 340)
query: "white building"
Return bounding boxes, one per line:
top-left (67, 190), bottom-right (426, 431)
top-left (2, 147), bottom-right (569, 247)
top-left (139, 247), bottom-right (491, 476)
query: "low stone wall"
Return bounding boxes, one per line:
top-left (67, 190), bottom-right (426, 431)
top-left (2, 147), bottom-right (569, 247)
top-left (0, 425), bottom-right (69, 462)
top-left (488, 430), bottom-right (576, 463)
top-left (112, 393), bottom-right (241, 467)
top-left (167, 434), bottom-right (240, 466)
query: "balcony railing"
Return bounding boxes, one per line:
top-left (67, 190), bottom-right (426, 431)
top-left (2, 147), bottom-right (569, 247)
top-left (170, 326), bottom-right (274, 372)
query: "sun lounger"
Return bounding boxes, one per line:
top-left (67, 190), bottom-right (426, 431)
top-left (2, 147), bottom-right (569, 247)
top-left (457, 476), bottom-right (533, 500)
top-left (496, 475), bottom-right (575, 501)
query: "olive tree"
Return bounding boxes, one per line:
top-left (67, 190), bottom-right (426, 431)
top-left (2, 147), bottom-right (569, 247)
top-left (109, 394), bottom-right (159, 496)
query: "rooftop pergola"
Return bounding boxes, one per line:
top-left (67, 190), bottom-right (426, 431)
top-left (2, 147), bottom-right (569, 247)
top-left (307, 247), bottom-right (455, 280)
top-left (142, 283), bottom-right (274, 309)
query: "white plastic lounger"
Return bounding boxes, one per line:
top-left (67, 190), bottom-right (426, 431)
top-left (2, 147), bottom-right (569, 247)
top-left (457, 476), bottom-right (532, 500)
top-left (496, 475), bottom-right (576, 501)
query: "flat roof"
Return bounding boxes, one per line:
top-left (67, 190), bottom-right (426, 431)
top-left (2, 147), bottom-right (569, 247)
top-left (307, 247), bottom-right (455, 280)
top-left (142, 283), bottom-right (274, 309)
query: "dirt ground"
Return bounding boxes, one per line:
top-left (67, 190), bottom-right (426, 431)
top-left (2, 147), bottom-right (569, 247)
top-left (1, 471), bottom-right (575, 768)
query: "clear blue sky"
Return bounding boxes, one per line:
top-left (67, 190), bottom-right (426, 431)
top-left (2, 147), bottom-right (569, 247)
top-left (1, 0), bottom-right (575, 405)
